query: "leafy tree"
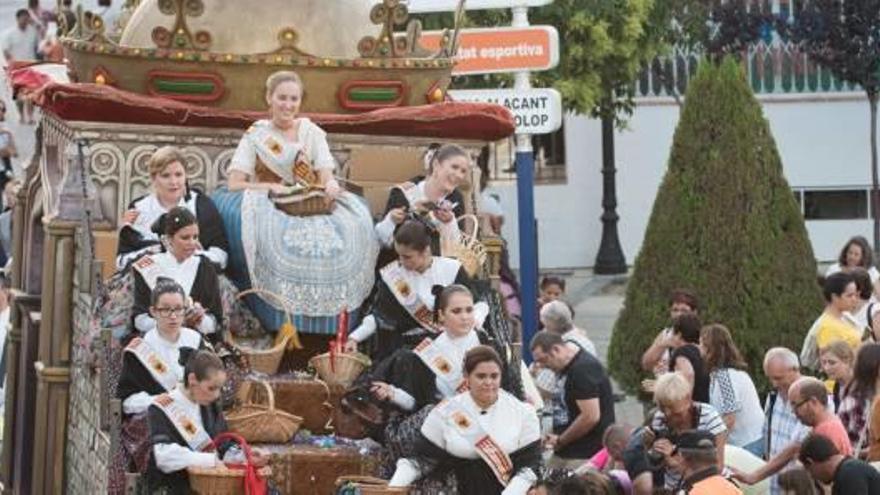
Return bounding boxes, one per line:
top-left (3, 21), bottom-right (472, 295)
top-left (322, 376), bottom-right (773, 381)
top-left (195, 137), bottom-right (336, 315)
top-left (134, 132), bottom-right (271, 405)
top-left (779, 0), bottom-right (880, 251)
top-left (607, 59), bottom-right (822, 394)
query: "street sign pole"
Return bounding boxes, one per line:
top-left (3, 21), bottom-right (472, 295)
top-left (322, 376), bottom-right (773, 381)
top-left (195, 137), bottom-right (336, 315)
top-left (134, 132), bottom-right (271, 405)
top-left (512, 5), bottom-right (539, 362)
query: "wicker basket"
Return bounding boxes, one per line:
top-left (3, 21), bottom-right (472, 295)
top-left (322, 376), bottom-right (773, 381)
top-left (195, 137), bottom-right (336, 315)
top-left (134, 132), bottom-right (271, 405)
top-left (227, 380), bottom-right (303, 443)
top-left (270, 187), bottom-right (332, 216)
top-left (440, 214), bottom-right (486, 277)
top-left (309, 352), bottom-right (371, 389)
top-left (233, 288), bottom-right (296, 375)
top-left (335, 476), bottom-right (409, 495)
top-left (187, 433), bottom-right (272, 495)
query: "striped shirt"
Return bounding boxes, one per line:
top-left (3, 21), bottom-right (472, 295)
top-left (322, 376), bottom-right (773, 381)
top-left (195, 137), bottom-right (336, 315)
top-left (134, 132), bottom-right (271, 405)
top-left (650, 402), bottom-right (727, 490)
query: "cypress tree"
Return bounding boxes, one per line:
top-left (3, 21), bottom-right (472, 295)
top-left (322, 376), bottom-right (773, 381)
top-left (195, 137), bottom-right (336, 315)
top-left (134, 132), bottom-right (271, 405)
top-left (608, 58), bottom-right (822, 394)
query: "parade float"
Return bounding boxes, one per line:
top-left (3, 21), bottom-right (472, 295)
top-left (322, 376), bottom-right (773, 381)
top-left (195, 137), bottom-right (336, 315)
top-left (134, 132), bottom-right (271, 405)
top-left (0, 0), bottom-right (519, 493)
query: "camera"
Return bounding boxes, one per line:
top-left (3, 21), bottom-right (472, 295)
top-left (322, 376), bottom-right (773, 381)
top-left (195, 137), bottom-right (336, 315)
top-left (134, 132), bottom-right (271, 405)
top-left (644, 428), bottom-right (677, 470)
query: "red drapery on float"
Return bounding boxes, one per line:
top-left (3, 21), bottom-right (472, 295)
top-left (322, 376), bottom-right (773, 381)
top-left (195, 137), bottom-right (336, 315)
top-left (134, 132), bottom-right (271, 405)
top-left (9, 65), bottom-right (515, 141)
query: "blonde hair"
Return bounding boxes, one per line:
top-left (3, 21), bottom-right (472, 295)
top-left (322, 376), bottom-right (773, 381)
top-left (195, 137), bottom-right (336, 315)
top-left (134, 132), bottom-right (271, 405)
top-left (148, 146), bottom-right (186, 177)
top-left (266, 70), bottom-right (303, 97)
top-left (821, 339), bottom-right (855, 366)
top-left (654, 372), bottom-right (693, 405)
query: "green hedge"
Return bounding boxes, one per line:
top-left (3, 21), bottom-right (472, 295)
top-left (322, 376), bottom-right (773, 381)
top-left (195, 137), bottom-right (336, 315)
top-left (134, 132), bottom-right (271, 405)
top-left (607, 58), bottom-right (823, 395)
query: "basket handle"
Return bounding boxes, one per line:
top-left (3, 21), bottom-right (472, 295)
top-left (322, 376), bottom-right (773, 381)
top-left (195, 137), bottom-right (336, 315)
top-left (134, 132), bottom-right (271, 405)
top-left (457, 214), bottom-right (480, 243)
top-left (208, 432), bottom-right (266, 495)
top-left (207, 431), bottom-right (254, 463)
top-left (257, 380), bottom-right (276, 412)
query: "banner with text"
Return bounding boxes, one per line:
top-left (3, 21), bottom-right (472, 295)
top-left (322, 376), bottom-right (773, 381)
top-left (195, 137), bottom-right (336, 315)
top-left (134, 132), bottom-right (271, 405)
top-left (450, 88), bottom-right (562, 134)
top-left (420, 26), bottom-right (559, 75)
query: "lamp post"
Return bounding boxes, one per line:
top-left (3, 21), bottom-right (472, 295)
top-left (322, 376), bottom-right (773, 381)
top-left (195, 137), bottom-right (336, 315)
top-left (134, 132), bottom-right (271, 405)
top-left (593, 113), bottom-right (627, 274)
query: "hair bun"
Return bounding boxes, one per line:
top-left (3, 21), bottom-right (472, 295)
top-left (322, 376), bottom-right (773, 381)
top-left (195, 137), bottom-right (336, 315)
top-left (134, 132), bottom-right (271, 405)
top-left (178, 347), bottom-right (196, 367)
top-left (150, 213), bottom-right (167, 235)
top-left (431, 284), bottom-right (445, 298)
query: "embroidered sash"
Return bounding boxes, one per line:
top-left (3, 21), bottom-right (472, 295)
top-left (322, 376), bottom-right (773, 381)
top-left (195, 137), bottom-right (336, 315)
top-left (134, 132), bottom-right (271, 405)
top-left (153, 393), bottom-right (213, 452)
top-left (380, 262), bottom-right (442, 334)
top-left (246, 122), bottom-right (317, 185)
top-left (124, 337), bottom-right (179, 392)
top-left (414, 337), bottom-right (467, 397)
top-left (133, 255), bottom-right (162, 290)
top-left (437, 398), bottom-right (514, 486)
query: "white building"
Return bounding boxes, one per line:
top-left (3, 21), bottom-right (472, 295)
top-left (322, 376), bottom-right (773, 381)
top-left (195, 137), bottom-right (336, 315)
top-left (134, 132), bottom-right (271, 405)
top-left (491, 44), bottom-right (873, 270)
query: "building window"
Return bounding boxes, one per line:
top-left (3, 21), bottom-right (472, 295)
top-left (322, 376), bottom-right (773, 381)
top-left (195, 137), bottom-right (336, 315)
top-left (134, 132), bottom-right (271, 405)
top-left (485, 126), bottom-right (568, 184)
top-left (802, 189), bottom-right (869, 220)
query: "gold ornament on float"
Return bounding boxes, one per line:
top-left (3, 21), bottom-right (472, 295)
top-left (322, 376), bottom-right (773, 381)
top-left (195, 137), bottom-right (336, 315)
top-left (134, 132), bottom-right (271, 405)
top-left (61, 0), bottom-right (466, 113)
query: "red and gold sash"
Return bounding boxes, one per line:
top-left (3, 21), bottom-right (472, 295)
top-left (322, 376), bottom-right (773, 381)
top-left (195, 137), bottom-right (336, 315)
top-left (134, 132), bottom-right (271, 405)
top-left (414, 337), bottom-right (467, 397)
top-left (152, 393), bottom-right (213, 452)
top-left (380, 262), bottom-right (442, 334)
top-left (124, 337), bottom-right (178, 392)
top-left (436, 398), bottom-right (514, 486)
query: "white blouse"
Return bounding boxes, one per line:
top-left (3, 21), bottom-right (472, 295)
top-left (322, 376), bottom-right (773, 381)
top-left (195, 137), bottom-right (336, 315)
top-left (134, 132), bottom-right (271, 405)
top-left (116, 192), bottom-right (227, 270)
top-left (390, 390), bottom-right (540, 494)
top-left (133, 252), bottom-right (216, 336)
top-left (375, 180), bottom-right (462, 248)
top-left (122, 327), bottom-right (202, 415)
top-left (229, 118), bottom-right (336, 176)
top-left (350, 257), bottom-right (488, 342)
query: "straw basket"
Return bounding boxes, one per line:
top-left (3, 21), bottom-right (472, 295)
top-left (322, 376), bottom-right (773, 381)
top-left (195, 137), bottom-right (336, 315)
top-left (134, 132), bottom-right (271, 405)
top-left (440, 214), bottom-right (487, 277)
top-left (187, 432), bottom-right (272, 495)
top-left (309, 352), bottom-right (370, 389)
top-left (335, 476), bottom-right (409, 495)
top-left (270, 186), bottom-right (332, 216)
top-left (227, 380), bottom-right (303, 443)
top-left (232, 288), bottom-right (295, 375)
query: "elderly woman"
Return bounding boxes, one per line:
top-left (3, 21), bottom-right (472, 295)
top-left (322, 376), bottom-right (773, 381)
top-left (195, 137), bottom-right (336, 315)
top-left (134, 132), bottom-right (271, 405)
top-left (117, 146), bottom-right (228, 271)
top-left (639, 372), bottom-right (728, 492)
top-left (540, 300), bottom-right (596, 356)
top-left (390, 345), bottom-right (542, 494)
top-left (531, 300), bottom-right (596, 401)
top-left (222, 70), bottom-right (377, 329)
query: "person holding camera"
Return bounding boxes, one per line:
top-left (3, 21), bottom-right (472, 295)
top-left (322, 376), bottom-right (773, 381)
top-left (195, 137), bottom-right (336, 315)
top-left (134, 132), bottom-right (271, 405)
top-left (632, 372), bottom-right (728, 493)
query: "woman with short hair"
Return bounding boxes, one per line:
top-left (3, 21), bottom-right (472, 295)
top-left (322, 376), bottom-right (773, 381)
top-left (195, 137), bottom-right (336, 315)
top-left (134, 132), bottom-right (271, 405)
top-left (117, 145), bottom-right (228, 271)
top-left (642, 372), bottom-right (728, 492)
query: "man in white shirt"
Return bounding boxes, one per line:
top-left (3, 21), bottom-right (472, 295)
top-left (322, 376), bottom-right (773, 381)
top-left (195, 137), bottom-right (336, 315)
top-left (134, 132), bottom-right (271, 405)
top-left (2, 9), bottom-right (39, 124)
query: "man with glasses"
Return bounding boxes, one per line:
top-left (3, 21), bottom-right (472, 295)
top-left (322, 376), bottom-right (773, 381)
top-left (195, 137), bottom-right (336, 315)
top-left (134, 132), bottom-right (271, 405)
top-left (732, 357), bottom-right (836, 494)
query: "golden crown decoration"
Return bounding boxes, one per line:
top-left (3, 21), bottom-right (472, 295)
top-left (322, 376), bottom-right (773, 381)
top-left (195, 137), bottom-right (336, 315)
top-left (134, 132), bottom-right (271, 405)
top-left (441, 215), bottom-right (488, 277)
top-left (60, 0), bottom-right (465, 113)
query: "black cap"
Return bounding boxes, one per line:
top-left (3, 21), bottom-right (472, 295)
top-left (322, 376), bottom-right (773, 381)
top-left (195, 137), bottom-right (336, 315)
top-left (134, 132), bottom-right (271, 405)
top-left (676, 430), bottom-right (716, 451)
